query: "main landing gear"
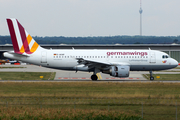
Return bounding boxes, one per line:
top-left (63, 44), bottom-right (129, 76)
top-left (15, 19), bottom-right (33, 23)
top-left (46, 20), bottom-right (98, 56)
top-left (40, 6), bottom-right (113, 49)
top-left (91, 68), bottom-right (99, 81)
top-left (149, 71), bottom-right (154, 81)
top-left (91, 74), bottom-right (98, 81)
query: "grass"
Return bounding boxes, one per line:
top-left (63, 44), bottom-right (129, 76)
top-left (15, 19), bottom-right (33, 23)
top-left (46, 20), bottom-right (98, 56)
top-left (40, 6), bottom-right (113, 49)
top-left (0, 72), bottom-right (55, 80)
top-left (0, 82), bottom-right (179, 119)
top-left (155, 70), bottom-right (180, 72)
top-left (0, 108), bottom-right (142, 120)
top-left (143, 74), bottom-right (180, 80)
top-left (173, 67), bottom-right (180, 69)
top-left (0, 82), bottom-right (179, 99)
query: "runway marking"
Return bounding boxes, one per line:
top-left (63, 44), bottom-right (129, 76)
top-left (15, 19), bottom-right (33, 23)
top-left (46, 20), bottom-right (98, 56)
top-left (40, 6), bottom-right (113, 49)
top-left (106, 78), bottom-right (140, 80)
top-left (58, 77), bottom-right (90, 80)
top-left (58, 77), bottom-right (140, 80)
top-left (96, 73), bottom-right (102, 80)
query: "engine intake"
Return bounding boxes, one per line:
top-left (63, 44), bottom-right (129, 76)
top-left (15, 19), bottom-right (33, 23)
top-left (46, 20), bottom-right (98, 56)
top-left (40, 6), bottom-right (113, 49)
top-left (110, 66), bottom-right (130, 77)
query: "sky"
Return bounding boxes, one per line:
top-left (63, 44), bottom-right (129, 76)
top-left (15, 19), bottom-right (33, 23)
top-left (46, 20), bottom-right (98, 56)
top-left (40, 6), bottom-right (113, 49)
top-left (0, 0), bottom-right (180, 37)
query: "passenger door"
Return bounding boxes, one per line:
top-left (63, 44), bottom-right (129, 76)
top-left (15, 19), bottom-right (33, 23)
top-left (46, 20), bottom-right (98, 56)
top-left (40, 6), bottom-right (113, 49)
top-left (150, 52), bottom-right (156, 63)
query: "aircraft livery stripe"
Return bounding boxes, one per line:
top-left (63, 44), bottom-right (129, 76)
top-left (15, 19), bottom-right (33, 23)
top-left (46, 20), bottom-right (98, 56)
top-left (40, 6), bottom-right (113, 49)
top-left (6, 19), bottom-right (21, 54)
top-left (30, 42), bottom-right (39, 53)
top-left (27, 34), bottom-right (32, 45)
top-left (20, 45), bottom-right (25, 53)
top-left (25, 30), bottom-right (36, 53)
top-left (12, 19), bottom-right (23, 53)
top-left (17, 20), bottom-right (32, 54)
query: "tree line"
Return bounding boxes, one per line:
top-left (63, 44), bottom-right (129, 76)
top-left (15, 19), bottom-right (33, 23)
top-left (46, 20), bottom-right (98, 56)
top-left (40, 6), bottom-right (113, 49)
top-left (0, 35), bottom-right (179, 44)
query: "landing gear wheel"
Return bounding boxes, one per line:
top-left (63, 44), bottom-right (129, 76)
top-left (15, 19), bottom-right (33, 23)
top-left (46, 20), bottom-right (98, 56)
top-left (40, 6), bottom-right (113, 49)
top-left (150, 77), bottom-right (154, 81)
top-left (91, 75), bottom-right (98, 81)
top-left (149, 71), bottom-right (154, 81)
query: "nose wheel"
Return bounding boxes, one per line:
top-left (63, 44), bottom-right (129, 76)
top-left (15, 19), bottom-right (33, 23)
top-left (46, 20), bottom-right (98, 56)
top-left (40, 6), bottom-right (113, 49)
top-left (149, 71), bottom-right (154, 81)
top-left (91, 74), bottom-right (98, 81)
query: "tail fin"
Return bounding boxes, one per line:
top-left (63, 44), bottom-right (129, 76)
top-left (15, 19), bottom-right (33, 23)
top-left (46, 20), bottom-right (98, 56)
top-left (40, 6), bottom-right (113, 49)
top-left (7, 18), bottom-right (40, 54)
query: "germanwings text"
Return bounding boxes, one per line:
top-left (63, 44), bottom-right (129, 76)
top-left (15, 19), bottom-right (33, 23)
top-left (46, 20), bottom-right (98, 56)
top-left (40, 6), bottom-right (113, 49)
top-left (107, 51), bottom-right (148, 56)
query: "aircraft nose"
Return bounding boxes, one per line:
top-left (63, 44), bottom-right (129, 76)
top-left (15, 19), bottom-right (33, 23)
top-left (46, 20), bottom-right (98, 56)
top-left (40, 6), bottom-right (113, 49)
top-left (171, 59), bottom-right (178, 67)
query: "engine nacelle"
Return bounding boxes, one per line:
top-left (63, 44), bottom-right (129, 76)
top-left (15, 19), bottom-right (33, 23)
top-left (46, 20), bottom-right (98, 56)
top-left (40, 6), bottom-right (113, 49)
top-left (73, 65), bottom-right (89, 71)
top-left (110, 66), bottom-right (130, 77)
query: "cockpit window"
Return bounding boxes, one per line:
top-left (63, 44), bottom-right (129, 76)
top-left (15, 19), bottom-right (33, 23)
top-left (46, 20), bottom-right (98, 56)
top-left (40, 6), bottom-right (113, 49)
top-left (162, 55), bottom-right (169, 59)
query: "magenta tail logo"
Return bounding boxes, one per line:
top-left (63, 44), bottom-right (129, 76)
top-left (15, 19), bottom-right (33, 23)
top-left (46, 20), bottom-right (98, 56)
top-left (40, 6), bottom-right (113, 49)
top-left (7, 19), bottom-right (39, 54)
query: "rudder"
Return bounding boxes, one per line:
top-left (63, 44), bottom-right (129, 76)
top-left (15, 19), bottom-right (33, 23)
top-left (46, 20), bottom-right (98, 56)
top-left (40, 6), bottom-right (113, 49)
top-left (7, 18), bottom-right (39, 54)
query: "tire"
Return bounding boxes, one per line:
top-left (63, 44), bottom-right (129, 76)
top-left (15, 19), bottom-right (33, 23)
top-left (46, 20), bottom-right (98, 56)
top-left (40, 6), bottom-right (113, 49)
top-left (150, 77), bottom-right (154, 81)
top-left (91, 75), bottom-right (98, 81)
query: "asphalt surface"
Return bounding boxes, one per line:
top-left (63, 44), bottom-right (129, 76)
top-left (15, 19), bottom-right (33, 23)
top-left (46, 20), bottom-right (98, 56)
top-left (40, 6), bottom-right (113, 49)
top-left (0, 65), bottom-right (180, 82)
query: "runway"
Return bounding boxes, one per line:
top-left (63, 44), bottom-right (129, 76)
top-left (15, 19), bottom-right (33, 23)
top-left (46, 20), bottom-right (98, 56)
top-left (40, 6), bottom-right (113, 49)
top-left (0, 64), bottom-right (179, 81)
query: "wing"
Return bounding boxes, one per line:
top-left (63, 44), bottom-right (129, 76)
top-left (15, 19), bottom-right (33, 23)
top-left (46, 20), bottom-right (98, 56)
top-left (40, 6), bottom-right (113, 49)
top-left (76, 58), bottom-right (130, 70)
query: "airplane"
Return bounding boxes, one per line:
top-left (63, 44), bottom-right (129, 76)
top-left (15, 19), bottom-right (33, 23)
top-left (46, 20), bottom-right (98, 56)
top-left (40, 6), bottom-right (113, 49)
top-left (3, 18), bottom-right (178, 81)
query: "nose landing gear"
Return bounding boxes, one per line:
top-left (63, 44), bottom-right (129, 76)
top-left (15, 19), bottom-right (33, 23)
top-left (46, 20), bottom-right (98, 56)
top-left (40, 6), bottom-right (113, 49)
top-left (149, 71), bottom-right (154, 81)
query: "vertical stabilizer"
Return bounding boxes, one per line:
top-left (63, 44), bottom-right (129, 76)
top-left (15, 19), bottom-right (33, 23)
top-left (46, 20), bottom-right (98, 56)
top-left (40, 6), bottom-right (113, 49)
top-left (7, 18), bottom-right (40, 54)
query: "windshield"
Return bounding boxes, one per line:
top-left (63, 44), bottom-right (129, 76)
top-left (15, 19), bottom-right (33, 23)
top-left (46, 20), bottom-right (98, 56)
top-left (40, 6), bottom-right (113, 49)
top-left (162, 55), bottom-right (170, 59)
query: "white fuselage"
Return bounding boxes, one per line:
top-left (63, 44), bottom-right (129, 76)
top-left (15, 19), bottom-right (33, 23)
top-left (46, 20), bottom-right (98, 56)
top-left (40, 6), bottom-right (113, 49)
top-left (3, 47), bottom-right (178, 72)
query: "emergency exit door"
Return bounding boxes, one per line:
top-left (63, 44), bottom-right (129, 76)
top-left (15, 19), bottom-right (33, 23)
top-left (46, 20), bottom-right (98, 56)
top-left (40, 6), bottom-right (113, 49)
top-left (41, 51), bottom-right (47, 63)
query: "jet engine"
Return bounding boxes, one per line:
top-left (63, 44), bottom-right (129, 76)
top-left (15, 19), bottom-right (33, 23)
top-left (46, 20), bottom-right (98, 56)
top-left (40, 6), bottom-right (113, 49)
top-left (102, 66), bottom-right (130, 77)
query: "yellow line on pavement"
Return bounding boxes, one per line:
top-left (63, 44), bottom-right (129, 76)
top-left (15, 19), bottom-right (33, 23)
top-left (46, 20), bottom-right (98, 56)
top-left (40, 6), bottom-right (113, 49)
top-left (96, 73), bottom-right (102, 80)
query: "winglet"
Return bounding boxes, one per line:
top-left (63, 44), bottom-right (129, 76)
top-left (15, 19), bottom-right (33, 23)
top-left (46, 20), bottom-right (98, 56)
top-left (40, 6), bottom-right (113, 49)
top-left (7, 18), bottom-right (40, 54)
